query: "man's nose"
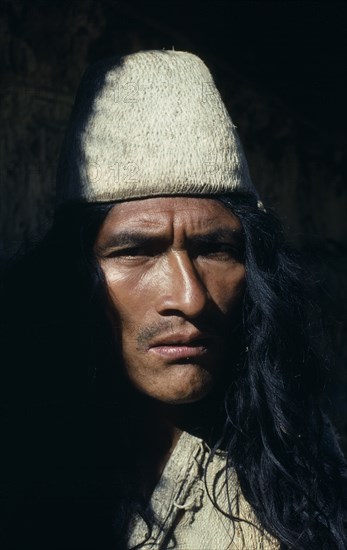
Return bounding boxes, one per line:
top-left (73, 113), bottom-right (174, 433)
top-left (156, 251), bottom-right (209, 318)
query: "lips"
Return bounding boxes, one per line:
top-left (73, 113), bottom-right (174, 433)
top-left (147, 332), bottom-right (214, 361)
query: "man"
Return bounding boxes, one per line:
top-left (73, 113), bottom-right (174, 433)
top-left (1, 50), bottom-right (346, 549)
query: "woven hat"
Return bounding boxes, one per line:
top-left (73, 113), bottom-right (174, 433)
top-left (56, 49), bottom-right (260, 204)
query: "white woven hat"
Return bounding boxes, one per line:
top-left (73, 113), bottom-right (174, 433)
top-left (56, 49), bottom-right (259, 204)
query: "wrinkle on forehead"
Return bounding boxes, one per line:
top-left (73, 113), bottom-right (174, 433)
top-left (100, 197), bottom-right (241, 233)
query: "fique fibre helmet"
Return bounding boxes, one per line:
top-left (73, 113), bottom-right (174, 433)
top-left (56, 49), bottom-right (260, 205)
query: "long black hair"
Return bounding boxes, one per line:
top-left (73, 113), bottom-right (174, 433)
top-left (1, 193), bottom-right (346, 549)
top-left (215, 194), bottom-right (347, 549)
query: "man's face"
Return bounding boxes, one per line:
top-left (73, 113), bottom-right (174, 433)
top-left (94, 197), bottom-right (245, 404)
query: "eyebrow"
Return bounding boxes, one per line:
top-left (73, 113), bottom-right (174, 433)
top-left (95, 227), bottom-right (243, 253)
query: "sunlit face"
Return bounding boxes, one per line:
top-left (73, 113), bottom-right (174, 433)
top-left (94, 197), bottom-right (246, 404)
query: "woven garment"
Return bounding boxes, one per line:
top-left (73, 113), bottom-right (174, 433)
top-left (56, 50), bottom-right (259, 205)
top-left (128, 431), bottom-right (280, 549)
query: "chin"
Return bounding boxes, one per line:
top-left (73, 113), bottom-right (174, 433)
top-left (155, 372), bottom-right (216, 405)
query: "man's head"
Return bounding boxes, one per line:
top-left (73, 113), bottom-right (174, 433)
top-left (94, 196), bottom-right (245, 404)
top-left (55, 49), bottom-right (260, 403)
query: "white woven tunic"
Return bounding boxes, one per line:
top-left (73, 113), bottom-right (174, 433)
top-left (128, 431), bottom-right (280, 549)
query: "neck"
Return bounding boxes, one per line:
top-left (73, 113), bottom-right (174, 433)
top-left (128, 390), bottom-right (225, 500)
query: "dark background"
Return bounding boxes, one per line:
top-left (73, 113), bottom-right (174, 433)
top-left (0, 0), bottom-right (346, 449)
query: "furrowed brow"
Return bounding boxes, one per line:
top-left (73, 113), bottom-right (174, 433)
top-left (95, 227), bottom-right (243, 254)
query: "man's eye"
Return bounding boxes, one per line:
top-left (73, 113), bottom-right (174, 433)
top-left (107, 247), bottom-right (154, 258)
top-left (195, 244), bottom-right (241, 260)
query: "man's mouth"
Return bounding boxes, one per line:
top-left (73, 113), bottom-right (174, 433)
top-left (147, 332), bottom-right (214, 360)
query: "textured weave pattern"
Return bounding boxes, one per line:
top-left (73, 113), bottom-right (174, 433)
top-left (128, 431), bottom-right (279, 549)
top-left (56, 50), bottom-right (258, 204)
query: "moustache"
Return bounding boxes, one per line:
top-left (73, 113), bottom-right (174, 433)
top-left (135, 315), bottom-right (237, 351)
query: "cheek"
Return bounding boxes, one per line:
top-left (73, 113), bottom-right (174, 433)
top-left (103, 272), bottom-right (154, 339)
top-left (205, 264), bottom-right (246, 313)
top-left (102, 260), bottom-right (165, 318)
top-left (107, 286), bottom-right (138, 331)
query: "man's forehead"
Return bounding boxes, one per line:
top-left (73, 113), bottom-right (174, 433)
top-left (101, 196), bottom-right (241, 230)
